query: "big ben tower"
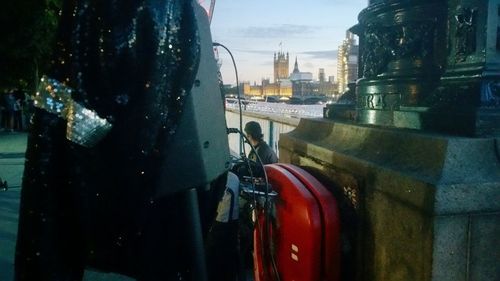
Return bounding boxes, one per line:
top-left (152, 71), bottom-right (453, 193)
top-left (274, 51), bottom-right (289, 83)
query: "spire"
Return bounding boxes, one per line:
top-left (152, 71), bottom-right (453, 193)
top-left (293, 57), bottom-right (300, 73)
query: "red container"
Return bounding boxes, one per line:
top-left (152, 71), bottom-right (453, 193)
top-left (253, 164), bottom-right (341, 281)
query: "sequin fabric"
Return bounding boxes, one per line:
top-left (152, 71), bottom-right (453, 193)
top-left (34, 76), bottom-right (112, 147)
top-left (15, 1), bottom-right (212, 280)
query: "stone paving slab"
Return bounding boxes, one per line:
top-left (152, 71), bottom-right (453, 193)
top-left (0, 188), bottom-right (20, 281)
top-left (0, 132), bottom-right (28, 154)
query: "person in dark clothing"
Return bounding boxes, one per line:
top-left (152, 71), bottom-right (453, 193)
top-left (4, 91), bottom-right (16, 131)
top-left (15, 1), bottom-right (226, 280)
top-left (13, 89), bottom-right (25, 131)
top-left (244, 121), bottom-right (278, 164)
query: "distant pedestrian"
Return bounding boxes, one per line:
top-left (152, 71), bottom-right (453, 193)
top-left (3, 91), bottom-right (16, 132)
top-left (0, 91), bottom-right (6, 130)
top-left (13, 93), bottom-right (23, 131)
top-left (244, 121), bottom-right (278, 164)
top-left (0, 177), bottom-right (7, 191)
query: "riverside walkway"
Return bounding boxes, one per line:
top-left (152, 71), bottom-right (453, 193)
top-left (0, 132), bottom-right (133, 281)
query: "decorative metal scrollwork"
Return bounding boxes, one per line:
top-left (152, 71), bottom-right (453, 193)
top-left (454, 6), bottom-right (477, 62)
top-left (361, 21), bottom-right (435, 78)
top-left (362, 24), bottom-right (393, 77)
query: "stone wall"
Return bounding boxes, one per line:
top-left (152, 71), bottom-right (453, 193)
top-left (279, 118), bottom-right (500, 281)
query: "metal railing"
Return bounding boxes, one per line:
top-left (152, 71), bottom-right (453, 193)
top-left (225, 102), bottom-right (325, 158)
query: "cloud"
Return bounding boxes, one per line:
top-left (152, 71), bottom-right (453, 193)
top-left (236, 24), bottom-right (318, 38)
top-left (232, 49), bottom-right (275, 56)
top-left (229, 48), bottom-right (339, 61)
top-left (299, 50), bottom-right (338, 60)
top-left (303, 62), bottom-right (315, 69)
top-left (318, 0), bottom-right (369, 9)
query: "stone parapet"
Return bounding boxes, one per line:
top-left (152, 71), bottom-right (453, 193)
top-left (279, 118), bottom-right (500, 281)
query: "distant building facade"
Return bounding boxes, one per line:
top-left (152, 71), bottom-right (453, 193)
top-left (316, 79), bottom-right (337, 97)
top-left (240, 51), bottom-right (337, 100)
top-left (290, 57), bottom-right (313, 97)
top-left (289, 58), bottom-right (337, 98)
top-left (274, 51), bottom-right (289, 83)
top-left (318, 68), bottom-right (325, 82)
top-left (337, 31), bottom-right (359, 94)
top-left (242, 79), bottom-right (292, 99)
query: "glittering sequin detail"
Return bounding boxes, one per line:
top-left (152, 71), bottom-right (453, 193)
top-left (34, 76), bottom-right (112, 147)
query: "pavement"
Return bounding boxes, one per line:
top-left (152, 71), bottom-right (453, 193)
top-left (0, 132), bottom-right (133, 281)
top-left (0, 132), bottom-right (26, 281)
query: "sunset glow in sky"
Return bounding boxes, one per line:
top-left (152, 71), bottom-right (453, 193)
top-left (203, 0), bottom-right (368, 84)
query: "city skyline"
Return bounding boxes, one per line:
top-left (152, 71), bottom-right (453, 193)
top-left (206, 0), bottom-right (368, 84)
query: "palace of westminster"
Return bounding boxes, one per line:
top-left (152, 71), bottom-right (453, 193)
top-left (238, 31), bottom-right (359, 101)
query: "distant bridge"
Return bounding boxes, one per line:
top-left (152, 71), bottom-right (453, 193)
top-left (263, 95), bottom-right (329, 105)
top-left (227, 95), bottom-right (329, 105)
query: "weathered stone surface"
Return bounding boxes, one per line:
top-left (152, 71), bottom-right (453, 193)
top-left (432, 216), bottom-right (468, 281)
top-left (435, 183), bottom-right (500, 215)
top-left (496, 138), bottom-right (500, 158)
top-left (279, 118), bottom-right (500, 281)
top-left (363, 190), bottom-right (433, 281)
top-left (432, 213), bottom-right (500, 281)
top-left (469, 214), bottom-right (500, 280)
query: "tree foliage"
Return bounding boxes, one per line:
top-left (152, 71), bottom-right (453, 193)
top-left (0, 0), bottom-right (62, 91)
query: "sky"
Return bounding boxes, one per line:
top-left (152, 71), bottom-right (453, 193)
top-left (199, 0), bottom-right (368, 85)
